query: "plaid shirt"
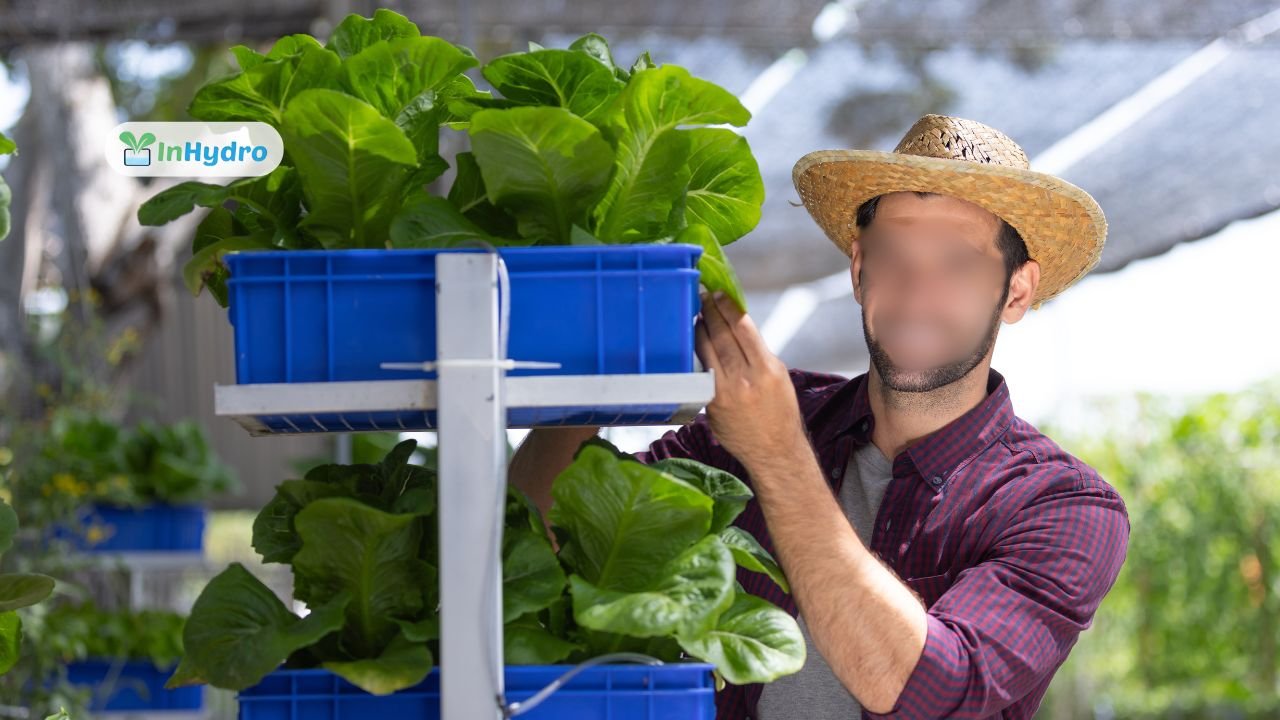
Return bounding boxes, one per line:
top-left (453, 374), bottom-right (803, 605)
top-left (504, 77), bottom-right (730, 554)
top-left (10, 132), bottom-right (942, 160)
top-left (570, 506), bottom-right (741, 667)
top-left (634, 367), bottom-right (1130, 719)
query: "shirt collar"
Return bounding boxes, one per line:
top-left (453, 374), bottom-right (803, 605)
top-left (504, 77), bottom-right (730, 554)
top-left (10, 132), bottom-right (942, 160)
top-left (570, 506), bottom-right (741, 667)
top-left (819, 367), bottom-right (1015, 493)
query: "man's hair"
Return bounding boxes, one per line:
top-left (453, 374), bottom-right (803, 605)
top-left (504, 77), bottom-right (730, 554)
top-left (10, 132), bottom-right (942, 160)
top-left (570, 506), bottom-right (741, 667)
top-left (854, 192), bottom-right (1030, 283)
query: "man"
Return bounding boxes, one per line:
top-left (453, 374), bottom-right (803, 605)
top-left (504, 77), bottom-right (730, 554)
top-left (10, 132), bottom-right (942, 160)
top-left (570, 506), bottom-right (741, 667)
top-left (509, 114), bottom-right (1130, 719)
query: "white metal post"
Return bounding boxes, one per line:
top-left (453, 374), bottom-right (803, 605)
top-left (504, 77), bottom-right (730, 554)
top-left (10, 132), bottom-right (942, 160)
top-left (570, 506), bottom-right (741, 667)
top-left (436, 252), bottom-right (506, 720)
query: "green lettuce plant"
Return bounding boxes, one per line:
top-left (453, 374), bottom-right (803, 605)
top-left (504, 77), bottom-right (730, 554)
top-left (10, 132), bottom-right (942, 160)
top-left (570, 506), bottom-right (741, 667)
top-left (512, 438), bottom-right (802, 686)
top-left (169, 438), bottom-right (802, 696)
top-left (136, 9), bottom-right (755, 310)
top-left (5, 411), bottom-right (236, 540)
top-left (168, 439), bottom-right (438, 694)
top-left (37, 602), bottom-right (185, 669)
top-left (5, 599), bottom-right (185, 717)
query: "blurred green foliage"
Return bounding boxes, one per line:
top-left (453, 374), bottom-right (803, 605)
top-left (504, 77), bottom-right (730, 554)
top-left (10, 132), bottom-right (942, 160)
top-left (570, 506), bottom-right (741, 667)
top-left (1037, 379), bottom-right (1280, 718)
top-left (2, 409), bottom-right (236, 539)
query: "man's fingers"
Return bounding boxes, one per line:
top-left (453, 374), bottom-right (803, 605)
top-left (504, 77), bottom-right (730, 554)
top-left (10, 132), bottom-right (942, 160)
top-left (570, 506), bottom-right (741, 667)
top-left (700, 292), bottom-right (750, 371)
top-left (713, 293), bottom-right (773, 366)
top-left (694, 317), bottom-right (722, 376)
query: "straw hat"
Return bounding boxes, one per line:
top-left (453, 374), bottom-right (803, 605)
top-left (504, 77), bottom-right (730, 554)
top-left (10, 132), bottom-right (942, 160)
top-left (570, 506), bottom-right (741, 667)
top-left (792, 114), bottom-right (1107, 309)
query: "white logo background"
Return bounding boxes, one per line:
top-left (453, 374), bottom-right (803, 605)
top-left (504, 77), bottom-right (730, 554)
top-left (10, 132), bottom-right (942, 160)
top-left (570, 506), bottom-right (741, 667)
top-left (106, 121), bottom-right (284, 178)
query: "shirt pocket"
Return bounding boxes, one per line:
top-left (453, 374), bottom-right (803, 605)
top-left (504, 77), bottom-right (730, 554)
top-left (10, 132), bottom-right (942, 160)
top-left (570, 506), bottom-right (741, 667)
top-left (903, 572), bottom-right (953, 609)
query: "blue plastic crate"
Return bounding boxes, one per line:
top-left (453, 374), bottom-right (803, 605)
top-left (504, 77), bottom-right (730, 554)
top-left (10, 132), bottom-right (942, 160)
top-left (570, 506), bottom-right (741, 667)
top-left (225, 245), bottom-right (704, 432)
top-left (66, 659), bottom-right (203, 711)
top-left (226, 245), bottom-right (702, 382)
top-left (55, 504), bottom-right (206, 553)
top-left (238, 664), bottom-right (715, 720)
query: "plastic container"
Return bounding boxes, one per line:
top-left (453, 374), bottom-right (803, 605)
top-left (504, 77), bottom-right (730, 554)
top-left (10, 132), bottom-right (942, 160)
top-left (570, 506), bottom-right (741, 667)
top-left (225, 245), bottom-right (704, 432)
top-left (237, 664), bottom-right (716, 720)
top-left (227, 245), bottom-right (701, 383)
top-left (55, 504), bottom-right (206, 553)
top-left (66, 659), bottom-right (203, 712)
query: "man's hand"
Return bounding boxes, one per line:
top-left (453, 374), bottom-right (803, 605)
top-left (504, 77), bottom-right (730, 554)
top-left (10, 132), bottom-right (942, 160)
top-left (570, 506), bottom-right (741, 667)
top-left (695, 289), bottom-right (807, 468)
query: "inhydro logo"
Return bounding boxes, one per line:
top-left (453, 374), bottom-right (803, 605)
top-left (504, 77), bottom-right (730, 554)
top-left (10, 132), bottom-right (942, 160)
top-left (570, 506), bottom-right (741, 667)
top-left (107, 122), bottom-right (284, 178)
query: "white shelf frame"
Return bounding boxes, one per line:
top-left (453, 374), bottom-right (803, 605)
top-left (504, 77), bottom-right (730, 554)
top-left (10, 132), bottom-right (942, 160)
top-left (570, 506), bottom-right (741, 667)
top-left (214, 372), bottom-right (714, 436)
top-left (211, 252), bottom-right (715, 718)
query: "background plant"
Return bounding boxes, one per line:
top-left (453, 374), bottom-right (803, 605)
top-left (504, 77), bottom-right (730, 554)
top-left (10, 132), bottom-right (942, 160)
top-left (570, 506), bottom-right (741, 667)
top-left (36, 602), bottom-right (185, 669)
top-left (1036, 380), bottom-right (1280, 719)
top-left (0, 498), bottom-right (56, 677)
top-left (3, 598), bottom-right (186, 718)
top-left (3, 410), bottom-right (236, 542)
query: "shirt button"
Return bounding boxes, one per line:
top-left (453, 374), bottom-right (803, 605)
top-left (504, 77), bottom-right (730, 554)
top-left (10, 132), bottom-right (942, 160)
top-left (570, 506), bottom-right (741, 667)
top-left (829, 467), bottom-right (840, 480)
top-left (930, 475), bottom-right (944, 487)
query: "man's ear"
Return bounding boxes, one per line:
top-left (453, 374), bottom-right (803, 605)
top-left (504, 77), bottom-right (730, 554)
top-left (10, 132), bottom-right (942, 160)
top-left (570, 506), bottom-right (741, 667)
top-left (849, 239), bottom-right (864, 305)
top-left (1001, 259), bottom-right (1041, 324)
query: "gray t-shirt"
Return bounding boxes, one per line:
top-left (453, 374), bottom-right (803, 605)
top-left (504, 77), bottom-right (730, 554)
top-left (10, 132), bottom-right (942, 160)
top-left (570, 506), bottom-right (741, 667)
top-left (756, 441), bottom-right (894, 720)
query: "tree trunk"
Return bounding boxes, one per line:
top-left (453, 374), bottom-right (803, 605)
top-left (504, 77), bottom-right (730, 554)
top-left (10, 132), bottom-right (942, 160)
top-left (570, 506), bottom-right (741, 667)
top-left (0, 42), bottom-right (196, 423)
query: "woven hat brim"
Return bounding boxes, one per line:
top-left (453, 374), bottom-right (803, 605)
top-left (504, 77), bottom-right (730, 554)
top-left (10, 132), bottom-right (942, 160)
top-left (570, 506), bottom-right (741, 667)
top-left (792, 149), bottom-right (1107, 309)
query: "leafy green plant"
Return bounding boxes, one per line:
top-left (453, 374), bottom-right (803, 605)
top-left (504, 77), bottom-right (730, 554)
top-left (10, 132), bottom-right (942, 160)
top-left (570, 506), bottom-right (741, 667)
top-left (34, 602), bottom-right (185, 669)
top-left (116, 419), bottom-right (236, 504)
top-left (1039, 380), bottom-right (1280, 717)
top-left (0, 499), bottom-right (56, 676)
top-left (510, 438), bottom-right (802, 685)
top-left (4, 600), bottom-right (185, 717)
top-left (289, 432), bottom-right (463, 477)
top-left (136, 9), bottom-right (755, 310)
top-left (6, 410), bottom-right (235, 529)
top-left (171, 437), bottom-right (802, 696)
top-left (169, 439), bottom-right (437, 695)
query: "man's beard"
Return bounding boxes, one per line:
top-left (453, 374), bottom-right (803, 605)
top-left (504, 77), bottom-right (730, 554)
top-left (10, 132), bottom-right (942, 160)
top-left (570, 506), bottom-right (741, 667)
top-left (862, 287), bottom-right (1006, 394)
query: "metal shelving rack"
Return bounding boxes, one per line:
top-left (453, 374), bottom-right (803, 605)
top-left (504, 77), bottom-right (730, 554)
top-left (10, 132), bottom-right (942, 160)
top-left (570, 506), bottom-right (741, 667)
top-left (213, 252), bottom-right (715, 718)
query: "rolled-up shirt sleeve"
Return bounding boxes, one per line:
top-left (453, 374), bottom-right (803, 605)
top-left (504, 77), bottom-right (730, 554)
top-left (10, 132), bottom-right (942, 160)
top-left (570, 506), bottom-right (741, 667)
top-left (866, 468), bottom-right (1130, 719)
top-left (633, 411), bottom-right (735, 468)
top-left (635, 367), bottom-right (822, 470)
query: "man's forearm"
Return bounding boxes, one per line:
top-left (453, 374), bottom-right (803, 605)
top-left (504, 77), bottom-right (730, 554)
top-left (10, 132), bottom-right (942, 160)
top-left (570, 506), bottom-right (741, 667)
top-left (508, 426), bottom-right (599, 535)
top-left (744, 441), bottom-right (928, 714)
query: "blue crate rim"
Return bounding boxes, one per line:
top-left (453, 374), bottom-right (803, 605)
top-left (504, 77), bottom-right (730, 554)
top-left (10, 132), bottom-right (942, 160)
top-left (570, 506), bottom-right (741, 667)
top-left (67, 657), bottom-right (181, 671)
top-left (239, 661), bottom-right (717, 695)
top-left (84, 501), bottom-right (208, 513)
top-left (224, 243), bottom-right (705, 262)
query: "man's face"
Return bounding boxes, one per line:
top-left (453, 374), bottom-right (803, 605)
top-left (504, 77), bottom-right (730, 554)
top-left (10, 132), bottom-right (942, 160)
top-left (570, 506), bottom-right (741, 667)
top-left (852, 192), bottom-right (1010, 393)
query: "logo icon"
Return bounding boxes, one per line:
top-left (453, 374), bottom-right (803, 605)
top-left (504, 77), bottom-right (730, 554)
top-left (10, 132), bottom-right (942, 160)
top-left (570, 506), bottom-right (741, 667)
top-left (120, 131), bottom-right (156, 167)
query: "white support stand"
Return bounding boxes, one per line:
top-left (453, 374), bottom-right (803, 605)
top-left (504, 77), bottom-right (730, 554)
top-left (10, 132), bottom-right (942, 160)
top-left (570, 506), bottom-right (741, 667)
top-left (210, 252), bottom-right (717, 717)
top-left (435, 252), bottom-right (506, 719)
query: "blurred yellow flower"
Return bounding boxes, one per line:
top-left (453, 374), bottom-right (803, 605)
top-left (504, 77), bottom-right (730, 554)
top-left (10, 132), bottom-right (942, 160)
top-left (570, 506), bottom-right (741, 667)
top-left (107, 326), bottom-right (141, 366)
top-left (52, 473), bottom-right (85, 498)
top-left (85, 524), bottom-right (107, 546)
